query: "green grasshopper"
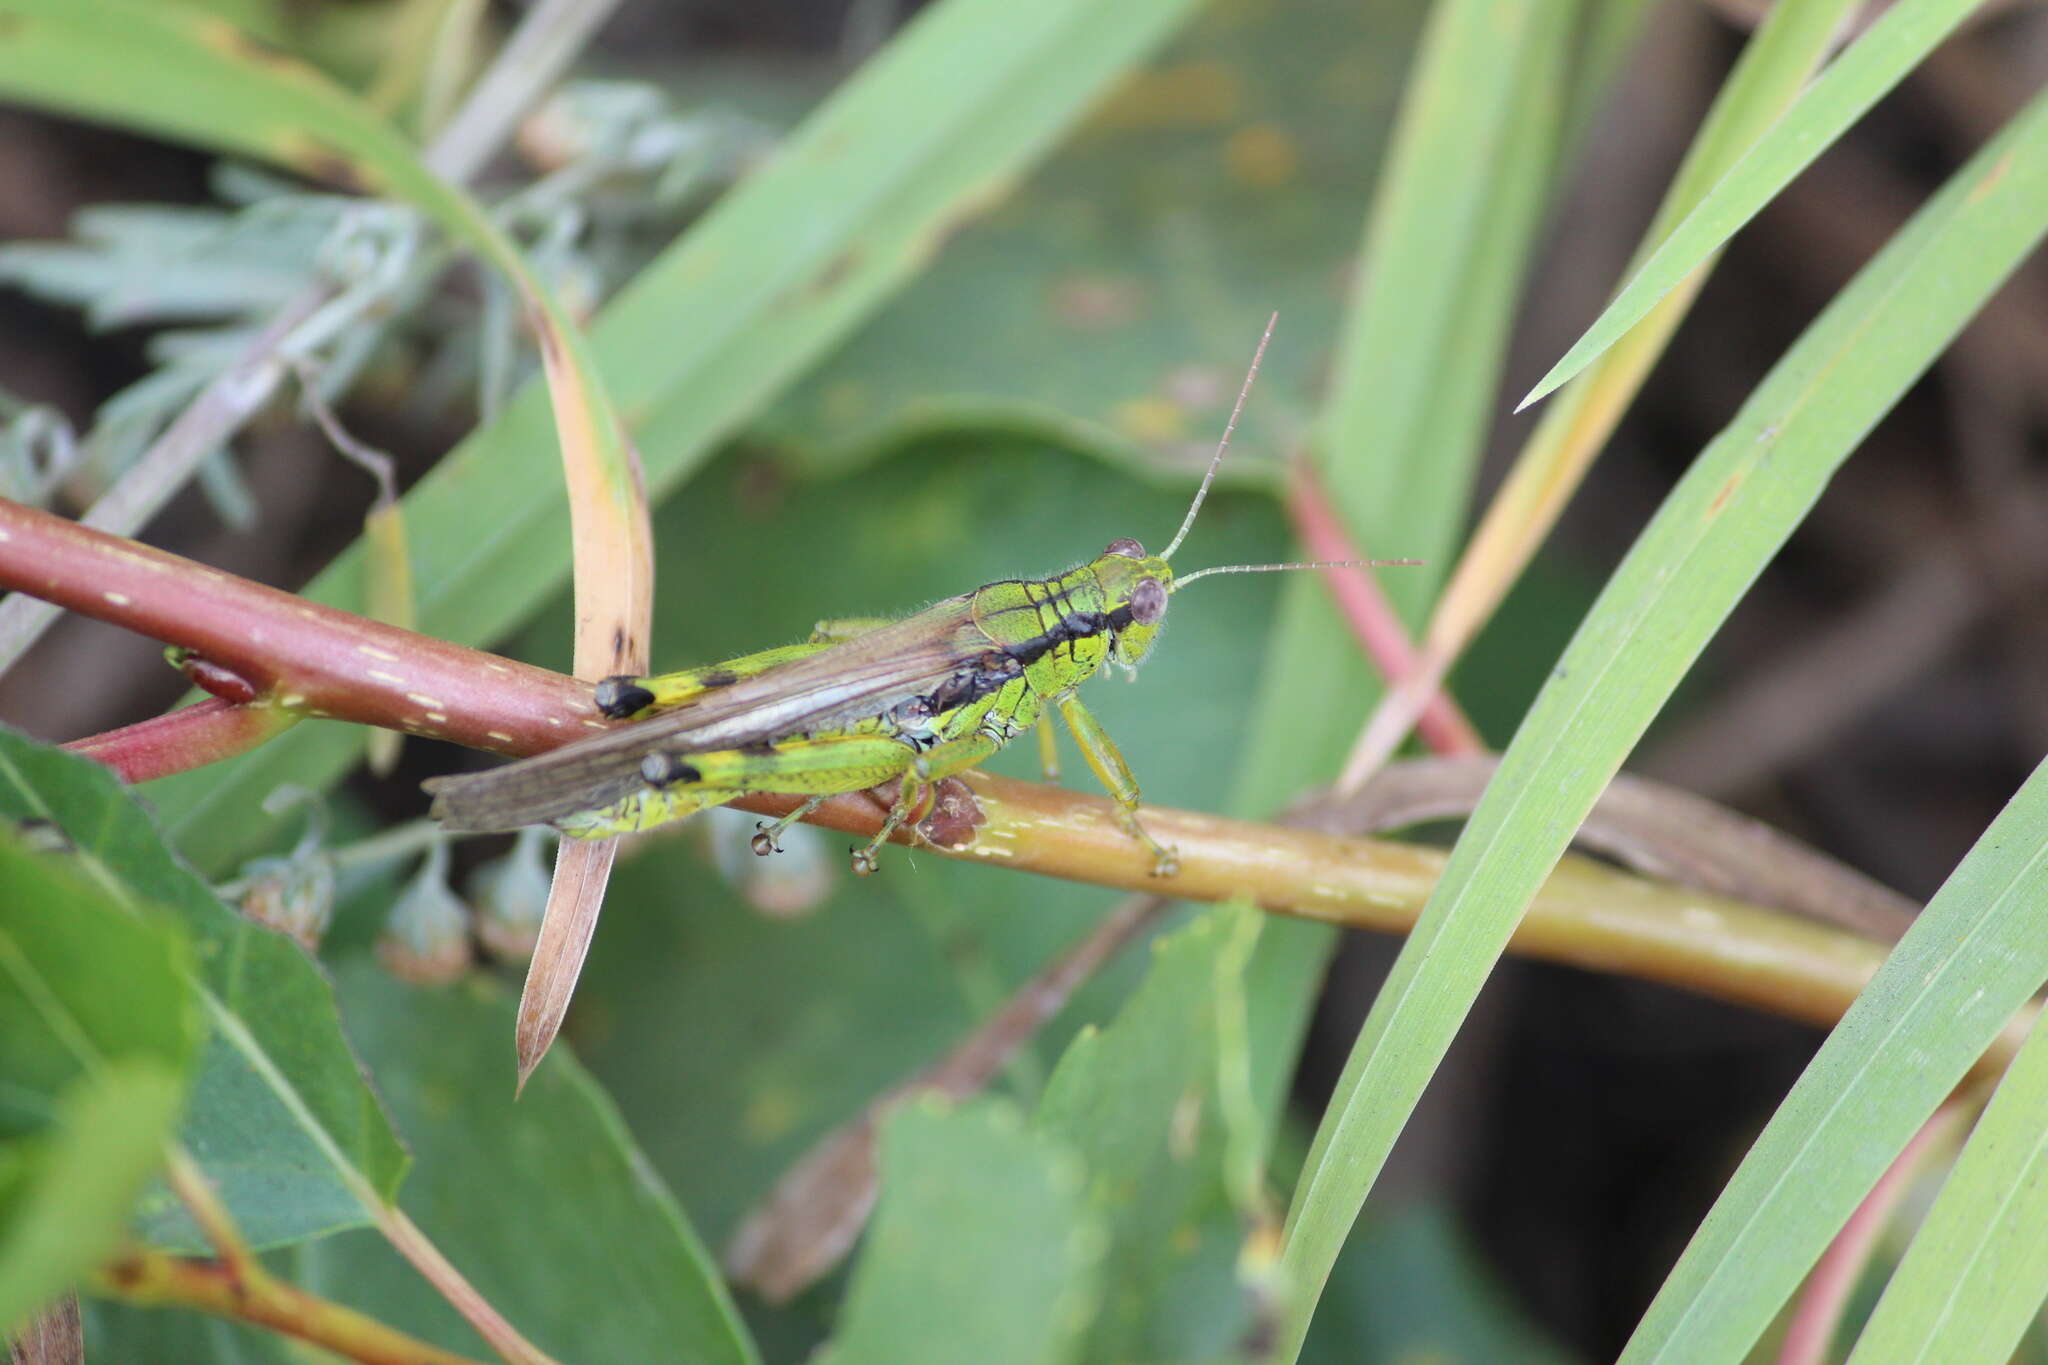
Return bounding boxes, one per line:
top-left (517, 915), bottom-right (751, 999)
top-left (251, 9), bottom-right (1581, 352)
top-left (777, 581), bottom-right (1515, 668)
top-left (424, 326), bottom-right (1411, 876)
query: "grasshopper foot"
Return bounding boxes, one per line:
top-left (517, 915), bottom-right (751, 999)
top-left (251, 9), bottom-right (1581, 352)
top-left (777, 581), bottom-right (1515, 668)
top-left (752, 795), bottom-right (830, 858)
top-left (1114, 808), bottom-right (1180, 878)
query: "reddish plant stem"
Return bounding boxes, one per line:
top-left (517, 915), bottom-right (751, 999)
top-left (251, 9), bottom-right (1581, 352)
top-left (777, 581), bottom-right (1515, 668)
top-left (1285, 461), bottom-right (1485, 756)
top-left (65, 699), bottom-right (301, 783)
top-left (0, 497), bottom-right (596, 760)
top-left (1776, 1100), bottom-right (1972, 1365)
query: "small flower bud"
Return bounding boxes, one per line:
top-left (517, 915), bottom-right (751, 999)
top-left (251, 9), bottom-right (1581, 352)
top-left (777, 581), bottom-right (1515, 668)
top-left (377, 844), bottom-right (472, 984)
top-left (469, 828), bottom-right (553, 961)
top-left (237, 853), bottom-right (335, 952)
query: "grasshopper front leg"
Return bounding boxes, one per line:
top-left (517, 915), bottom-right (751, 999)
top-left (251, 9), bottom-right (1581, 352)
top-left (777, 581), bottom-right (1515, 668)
top-left (1056, 694), bottom-right (1179, 877)
top-left (595, 617), bottom-right (899, 719)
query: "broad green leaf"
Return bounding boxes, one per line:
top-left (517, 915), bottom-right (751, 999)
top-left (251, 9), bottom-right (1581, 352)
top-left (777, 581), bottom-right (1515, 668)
top-left (0, 833), bottom-right (196, 1109)
top-left (136, 0), bottom-right (1212, 873)
top-left (0, 731), bottom-right (406, 1248)
top-left (1034, 905), bottom-right (1262, 1361)
top-left (0, 1066), bottom-right (187, 1335)
top-left (1521, 0), bottom-right (1982, 407)
top-left (80, 1301), bottom-right (298, 1364)
top-left (824, 1097), bottom-right (1099, 1365)
top-left (0, 831), bottom-right (197, 1330)
top-left (1848, 1000), bottom-right (2048, 1364)
top-left (1283, 76), bottom-right (2048, 1365)
top-left (761, 0), bottom-right (1424, 477)
top-left (279, 962), bottom-right (757, 1365)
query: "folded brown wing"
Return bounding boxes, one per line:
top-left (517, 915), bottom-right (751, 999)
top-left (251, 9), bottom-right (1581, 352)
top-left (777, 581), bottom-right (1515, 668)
top-left (424, 597), bottom-right (992, 833)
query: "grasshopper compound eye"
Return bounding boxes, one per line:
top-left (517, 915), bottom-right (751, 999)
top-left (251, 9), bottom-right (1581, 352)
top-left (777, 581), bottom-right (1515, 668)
top-left (1129, 577), bottom-right (1167, 625)
top-left (1104, 537), bottom-right (1145, 559)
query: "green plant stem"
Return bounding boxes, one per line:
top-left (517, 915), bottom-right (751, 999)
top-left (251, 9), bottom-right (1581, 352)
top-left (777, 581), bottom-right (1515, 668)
top-left (3, 495), bottom-right (1992, 1081)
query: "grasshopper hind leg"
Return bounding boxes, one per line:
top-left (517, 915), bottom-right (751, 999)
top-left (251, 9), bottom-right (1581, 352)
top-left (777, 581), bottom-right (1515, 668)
top-left (847, 730), bottom-right (1004, 874)
top-left (595, 618), bottom-right (900, 719)
top-left (849, 783), bottom-right (927, 876)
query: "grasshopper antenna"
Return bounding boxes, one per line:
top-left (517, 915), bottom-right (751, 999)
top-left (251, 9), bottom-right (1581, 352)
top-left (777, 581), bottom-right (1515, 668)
top-left (1162, 312), bottom-right (1277, 561)
top-left (1172, 557), bottom-right (1422, 591)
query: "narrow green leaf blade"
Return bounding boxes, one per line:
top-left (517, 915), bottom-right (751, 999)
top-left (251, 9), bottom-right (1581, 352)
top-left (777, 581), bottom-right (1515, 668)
top-left (826, 1098), bottom-right (1099, 1365)
top-left (1848, 994), bottom-right (2048, 1365)
top-left (1521, 0), bottom-right (1981, 407)
top-left (1232, 0), bottom-right (1580, 1202)
top-left (1282, 77), bottom-right (2048, 1364)
top-left (1629, 760), bottom-right (2048, 1363)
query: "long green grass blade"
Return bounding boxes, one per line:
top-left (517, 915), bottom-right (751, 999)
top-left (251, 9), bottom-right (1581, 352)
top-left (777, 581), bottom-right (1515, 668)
top-left (1627, 757), bottom-right (2048, 1363)
top-left (130, 0), bottom-right (1205, 873)
top-left (1521, 0), bottom-right (1983, 408)
top-left (1281, 76), bottom-right (2048, 1364)
top-left (1231, 0), bottom-right (1579, 1137)
top-left (1846, 997), bottom-right (2048, 1365)
top-left (1317, 0), bottom-right (1569, 585)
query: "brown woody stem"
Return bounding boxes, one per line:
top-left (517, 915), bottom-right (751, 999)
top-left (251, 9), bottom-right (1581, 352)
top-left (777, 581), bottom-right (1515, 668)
top-left (3, 496), bottom-right (1996, 1067)
top-left (0, 497), bottom-right (590, 760)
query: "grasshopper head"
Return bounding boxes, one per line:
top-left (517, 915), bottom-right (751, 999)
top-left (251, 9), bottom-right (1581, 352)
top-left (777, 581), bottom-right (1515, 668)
top-left (1094, 537), bottom-right (1172, 667)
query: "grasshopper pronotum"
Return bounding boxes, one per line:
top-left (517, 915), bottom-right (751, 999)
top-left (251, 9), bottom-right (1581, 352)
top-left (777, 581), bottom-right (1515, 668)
top-left (424, 322), bottom-right (1413, 875)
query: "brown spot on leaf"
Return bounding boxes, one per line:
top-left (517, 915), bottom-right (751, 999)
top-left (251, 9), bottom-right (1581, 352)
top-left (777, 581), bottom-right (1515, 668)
top-left (1050, 273), bottom-right (1145, 331)
top-left (1708, 471), bottom-right (1743, 516)
top-left (279, 133), bottom-right (375, 195)
top-left (201, 18), bottom-right (297, 71)
top-left (101, 1255), bottom-right (146, 1290)
top-left (809, 247), bottom-right (861, 299)
top-left (1224, 122), bottom-right (1300, 189)
top-left (533, 314), bottom-right (565, 365)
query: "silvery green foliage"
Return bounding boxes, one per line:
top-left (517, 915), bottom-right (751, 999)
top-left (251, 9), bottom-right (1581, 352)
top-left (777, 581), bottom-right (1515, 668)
top-left (0, 391), bottom-right (80, 506)
top-left (0, 166), bottom-right (430, 523)
top-left (0, 89), bottom-right (774, 515)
